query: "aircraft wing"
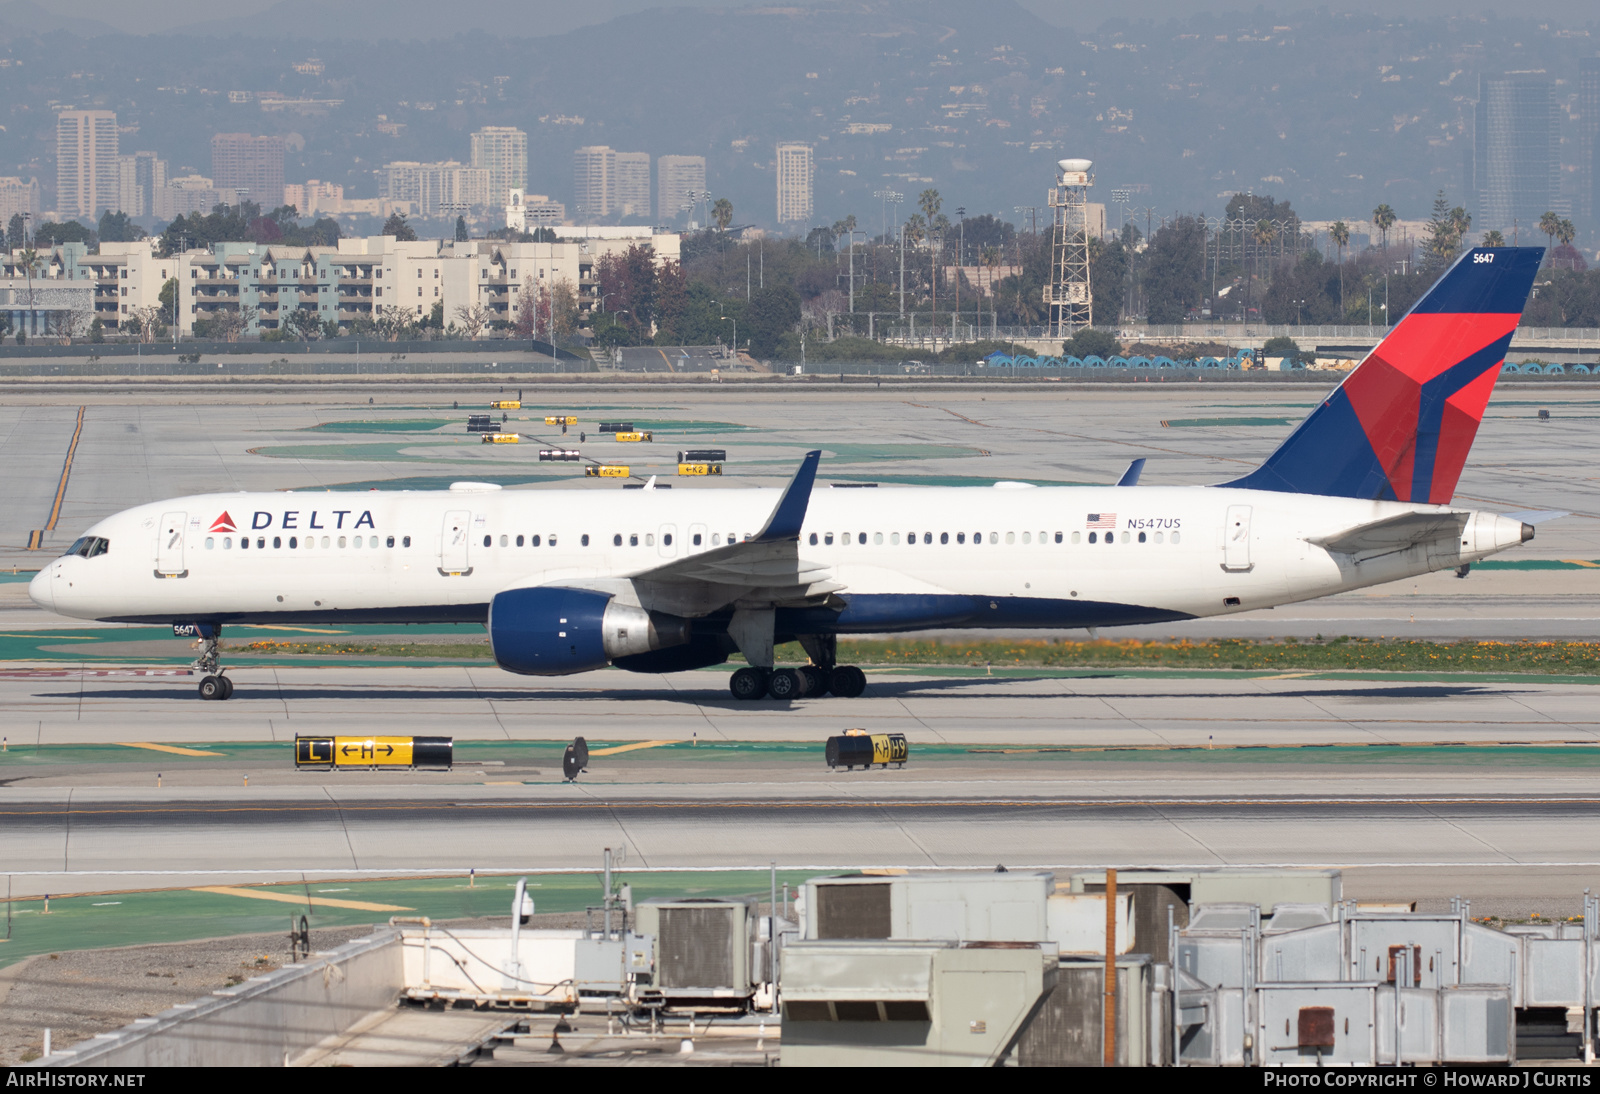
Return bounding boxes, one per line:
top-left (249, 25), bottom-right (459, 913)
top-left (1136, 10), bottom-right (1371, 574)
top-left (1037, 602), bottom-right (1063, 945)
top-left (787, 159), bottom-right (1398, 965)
top-left (624, 451), bottom-right (842, 614)
top-left (1308, 510), bottom-right (1470, 554)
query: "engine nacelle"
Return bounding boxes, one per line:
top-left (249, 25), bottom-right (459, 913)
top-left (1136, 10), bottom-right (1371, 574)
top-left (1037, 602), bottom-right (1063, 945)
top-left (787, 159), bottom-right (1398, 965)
top-left (488, 586), bottom-right (690, 676)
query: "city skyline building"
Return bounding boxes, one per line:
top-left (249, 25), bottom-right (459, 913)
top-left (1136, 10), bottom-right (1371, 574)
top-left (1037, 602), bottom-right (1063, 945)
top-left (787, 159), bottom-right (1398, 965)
top-left (1580, 57), bottom-right (1600, 227)
top-left (379, 160), bottom-right (491, 217)
top-left (210, 133), bottom-right (286, 208)
top-left (1471, 75), bottom-right (1563, 236)
top-left (0, 177), bottom-right (41, 229)
top-left (56, 109), bottom-right (119, 219)
top-left (657, 155), bottom-right (706, 225)
top-left (117, 151), bottom-right (167, 218)
top-left (470, 126), bottom-right (528, 207)
top-left (775, 141), bottom-right (814, 225)
top-left (573, 145), bottom-right (614, 220)
top-left (613, 151), bottom-right (651, 219)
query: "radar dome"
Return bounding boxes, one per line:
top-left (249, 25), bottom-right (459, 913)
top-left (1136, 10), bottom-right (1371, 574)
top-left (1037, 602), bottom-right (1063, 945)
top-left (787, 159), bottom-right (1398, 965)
top-left (1058, 158), bottom-right (1093, 173)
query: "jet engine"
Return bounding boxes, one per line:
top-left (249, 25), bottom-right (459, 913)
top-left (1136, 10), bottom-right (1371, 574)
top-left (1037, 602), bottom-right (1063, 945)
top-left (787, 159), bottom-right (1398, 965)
top-left (488, 586), bottom-right (691, 676)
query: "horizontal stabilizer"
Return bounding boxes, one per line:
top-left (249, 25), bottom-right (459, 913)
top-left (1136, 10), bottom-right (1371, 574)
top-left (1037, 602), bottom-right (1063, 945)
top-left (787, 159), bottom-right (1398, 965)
top-left (1308, 511), bottom-right (1469, 554)
top-left (1496, 509), bottom-right (1568, 525)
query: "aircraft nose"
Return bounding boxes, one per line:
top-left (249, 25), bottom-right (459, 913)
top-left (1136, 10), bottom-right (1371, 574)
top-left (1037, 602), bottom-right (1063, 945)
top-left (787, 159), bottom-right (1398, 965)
top-left (28, 564), bottom-right (54, 611)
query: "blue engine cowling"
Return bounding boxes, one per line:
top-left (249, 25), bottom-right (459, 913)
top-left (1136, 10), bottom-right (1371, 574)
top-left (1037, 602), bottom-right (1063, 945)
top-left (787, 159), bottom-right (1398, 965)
top-left (488, 586), bottom-right (691, 676)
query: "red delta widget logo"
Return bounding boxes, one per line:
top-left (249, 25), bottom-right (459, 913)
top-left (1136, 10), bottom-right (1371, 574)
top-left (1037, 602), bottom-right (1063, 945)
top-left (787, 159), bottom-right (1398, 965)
top-left (209, 512), bottom-right (237, 533)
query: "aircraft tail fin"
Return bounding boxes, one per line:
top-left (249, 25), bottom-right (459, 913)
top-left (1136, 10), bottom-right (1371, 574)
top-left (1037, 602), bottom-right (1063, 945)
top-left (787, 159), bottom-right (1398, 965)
top-left (1225, 246), bottom-right (1542, 502)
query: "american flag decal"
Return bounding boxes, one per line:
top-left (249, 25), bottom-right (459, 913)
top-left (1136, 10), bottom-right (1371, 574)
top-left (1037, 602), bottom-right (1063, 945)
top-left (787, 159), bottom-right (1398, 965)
top-left (1086, 513), bottom-right (1117, 529)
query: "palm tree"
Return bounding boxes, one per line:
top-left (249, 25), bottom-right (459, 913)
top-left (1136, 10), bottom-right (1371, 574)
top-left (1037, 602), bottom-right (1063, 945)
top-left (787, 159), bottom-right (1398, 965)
top-left (1483, 230), bottom-right (1506, 247)
top-left (712, 198), bottom-right (733, 231)
top-left (1329, 220), bottom-right (1350, 315)
top-left (1539, 211), bottom-right (1560, 257)
top-left (1372, 204), bottom-right (1396, 254)
top-left (1448, 207), bottom-right (1471, 253)
top-left (1556, 218), bottom-right (1577, 248)
top-left (17, 246), bottom-right (39, 339)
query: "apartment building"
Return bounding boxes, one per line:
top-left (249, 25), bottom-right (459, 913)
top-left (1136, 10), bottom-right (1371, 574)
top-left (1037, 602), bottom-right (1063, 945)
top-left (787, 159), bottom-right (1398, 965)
top-left (470, 126), bottom-right (527, 207)
top-left (657, 155), bottom-right (706, 224)
top-left (56, 110), bottom-right (119, 219)
top-left (613, 152), bottom-right (651, 219)
top-left (282, 180), bottom-right (344, 216)
top-left (775, 141), bottom-right (814, 225)
top-left (380, 161), bottom-right (492, 217)
top-left (5, 228), bottom-right (680, 339)
top-left (0, 177), bottom-right (40, 228)
top-left (573, 146), bottom-right (614, 220)
top-left (505, 189), bottom-right (567, 231)
top-left (154, 176), bottom-right (228, 220)
top-left (211, 134), bottom-right (287, 207)
top-left (116, 152), bottom-right (167, 218)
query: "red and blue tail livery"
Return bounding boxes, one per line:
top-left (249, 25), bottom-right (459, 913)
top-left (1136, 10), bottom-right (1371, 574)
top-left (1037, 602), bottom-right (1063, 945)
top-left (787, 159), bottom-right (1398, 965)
top-left (1227, 246), bottom-right (1543, 502)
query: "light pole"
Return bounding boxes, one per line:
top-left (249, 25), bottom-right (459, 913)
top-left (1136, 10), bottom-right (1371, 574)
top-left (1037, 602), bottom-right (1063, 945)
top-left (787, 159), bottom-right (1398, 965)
top-left (874, 188), bottom-right (902, 244)
top-left (720, 315), bottom-right (737, 359)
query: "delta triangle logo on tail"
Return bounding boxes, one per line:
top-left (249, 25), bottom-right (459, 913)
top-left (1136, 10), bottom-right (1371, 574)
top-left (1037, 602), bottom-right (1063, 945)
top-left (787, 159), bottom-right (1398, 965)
top-left (209, 512), bottom-right (237, 533)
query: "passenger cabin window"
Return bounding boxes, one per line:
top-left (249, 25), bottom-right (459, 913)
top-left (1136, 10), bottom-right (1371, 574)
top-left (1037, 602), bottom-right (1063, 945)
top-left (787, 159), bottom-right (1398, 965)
top-left (403, 536), bottom-right (412, 547)
top-left (809, 533), bottom-right (818, 546)
top-left (581, 534), bottom-right (590, 546)
top-left (693, 533), bottom-right (702, 546)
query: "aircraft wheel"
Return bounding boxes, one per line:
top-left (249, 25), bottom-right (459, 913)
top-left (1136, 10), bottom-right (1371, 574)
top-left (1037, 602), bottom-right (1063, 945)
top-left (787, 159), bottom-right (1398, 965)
top-left (767, 668), bottom-right (803, 701)
top-left (198, 675), bottom-right (225, 701)
top-left (829, 665), bottom-right (867, 698)
top-left (800, 666), bottom-right (829, 696)
top-left (219, 675), bottom-right (235, 700)
top-left (729, 666), bottom-right (768, 701)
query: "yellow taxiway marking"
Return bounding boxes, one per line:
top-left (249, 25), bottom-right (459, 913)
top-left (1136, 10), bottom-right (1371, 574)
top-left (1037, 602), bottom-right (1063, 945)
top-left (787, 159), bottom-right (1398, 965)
top-left (119, 742), bottom-right (226, 757)
top-left (481, 780), bottom-right (524, 786)
top-left (588, 740), bottom-right (682, 757)
top-left (1257, 672), bottom-right (1315, 680)
top-left (192, 886), bottom-right (412, 912)
top-left (1562, 560), bottom-right (1600, 568)
top-left (0, 633), bottom-right (101, 640)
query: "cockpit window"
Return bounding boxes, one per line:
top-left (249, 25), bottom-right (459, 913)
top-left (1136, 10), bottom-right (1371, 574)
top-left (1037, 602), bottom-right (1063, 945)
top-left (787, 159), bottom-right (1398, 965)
top-left (64, 536), bottom-right (110, 559)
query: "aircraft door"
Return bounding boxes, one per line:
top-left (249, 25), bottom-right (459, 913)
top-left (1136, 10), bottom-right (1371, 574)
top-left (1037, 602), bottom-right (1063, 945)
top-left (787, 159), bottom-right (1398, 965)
top-left (688, 523), bottom-right (707, 554)
top-left (1223, 504), bottom-right (1253, 572)
top-left (156, 511), bottom-right (187, 577)
top-left (658, 523), bottom-right (678, 558)
top-left (440, 509), bottom-right (472, 575)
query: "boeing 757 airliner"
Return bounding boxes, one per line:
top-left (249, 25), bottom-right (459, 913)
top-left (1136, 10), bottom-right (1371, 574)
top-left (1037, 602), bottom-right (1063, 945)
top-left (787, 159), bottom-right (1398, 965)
top-left (32, 247), bottom-right (1554, 701)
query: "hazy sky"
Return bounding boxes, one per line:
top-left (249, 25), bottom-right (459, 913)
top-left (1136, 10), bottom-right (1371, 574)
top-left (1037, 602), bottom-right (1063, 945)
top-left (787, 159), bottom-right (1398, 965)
top-left (28, 0), bottom-right (1600, 37)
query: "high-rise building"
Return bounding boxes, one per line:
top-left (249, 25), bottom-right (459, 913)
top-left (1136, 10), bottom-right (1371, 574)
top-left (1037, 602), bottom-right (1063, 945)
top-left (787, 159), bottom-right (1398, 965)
top-left (775, 142), bottom-right (814, 225)
top-left (470, 126), bottom-right (527, 206)
top-left (56, 110), bottom-right (119, 219)
top-left (573, 146), bottom-right (615, 220)
top-left (210, 134), bottom-right (287, 207)
top-left (658, 155), bottom-right (706, 224)
top-left (380, 161), bottom-right (491, 217)
top-left (0, 177), bottom-right (41, 230)
top-left (613, 152), bottom-right (651, 219)
top-left (1580, 57), bottom-right (1600, 226)
top-left (116, 152), bottom-right (167, 217)
top-left (1471, 76), bottom-right (1562, 236)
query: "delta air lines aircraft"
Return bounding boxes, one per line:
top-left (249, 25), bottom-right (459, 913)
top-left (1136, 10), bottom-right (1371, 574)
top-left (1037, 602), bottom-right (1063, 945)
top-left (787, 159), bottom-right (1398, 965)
top-left (31, 247), bottom-right (1556, 702)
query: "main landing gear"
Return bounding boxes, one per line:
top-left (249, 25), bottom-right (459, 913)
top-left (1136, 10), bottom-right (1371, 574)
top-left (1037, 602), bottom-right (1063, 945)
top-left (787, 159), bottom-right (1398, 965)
top-left (192, 627), bottom-right (236, 701)
top-left (728, 664), bottom-right (866, 701)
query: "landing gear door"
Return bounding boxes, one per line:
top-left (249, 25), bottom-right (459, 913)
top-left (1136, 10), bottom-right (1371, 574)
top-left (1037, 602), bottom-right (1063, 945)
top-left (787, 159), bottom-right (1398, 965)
top-left (1223, 504), bottom-right (1253, 572)
top-left (440, 509), bottom-right (472, 576)
top-left (156, 511), bottom-right (187, 577)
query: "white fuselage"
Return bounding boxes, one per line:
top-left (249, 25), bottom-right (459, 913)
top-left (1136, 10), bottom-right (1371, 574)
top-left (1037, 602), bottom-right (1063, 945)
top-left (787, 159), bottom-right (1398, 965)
top-left (31, 483), bottom-right (1530, 633)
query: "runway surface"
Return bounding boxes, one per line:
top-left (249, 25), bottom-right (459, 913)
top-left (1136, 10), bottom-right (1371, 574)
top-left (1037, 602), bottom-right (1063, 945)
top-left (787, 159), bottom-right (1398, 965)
top-left (6, 786), bottom-right (1600, 906)
top-left (0, 383), bottom-right (1596, 912)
